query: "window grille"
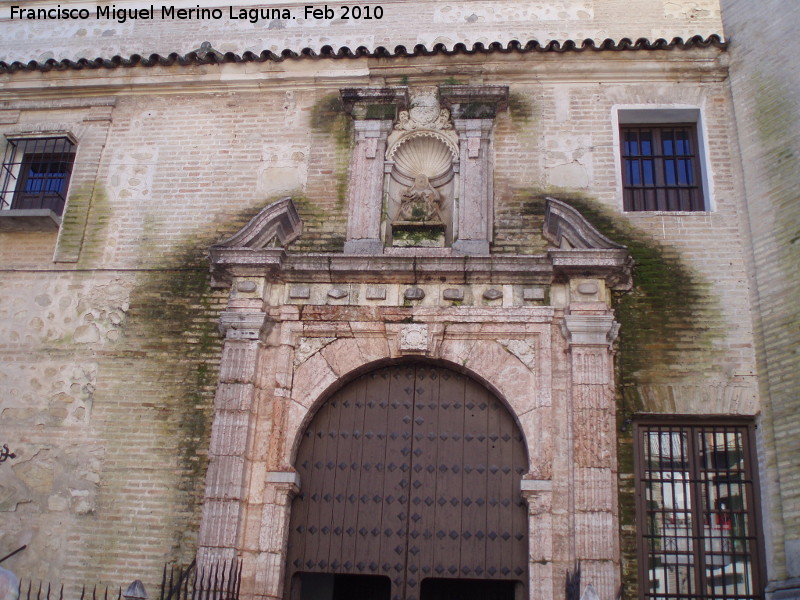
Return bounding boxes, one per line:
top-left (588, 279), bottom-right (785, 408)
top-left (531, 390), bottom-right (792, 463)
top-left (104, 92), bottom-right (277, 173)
top-left (621, 125), bottom-right (704, 211)
top-left (0, 137), bottom-right (76, 216)
top-left (634, 420), bottom-right (764, 600)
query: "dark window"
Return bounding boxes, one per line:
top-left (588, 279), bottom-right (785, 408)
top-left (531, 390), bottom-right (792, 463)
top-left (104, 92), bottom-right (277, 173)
top-left (634, 420), bottom-right (764, 600)
top-left (621, 125), bottom-right (704, 211)
top-left (0, 137), bottom-right (76, 216)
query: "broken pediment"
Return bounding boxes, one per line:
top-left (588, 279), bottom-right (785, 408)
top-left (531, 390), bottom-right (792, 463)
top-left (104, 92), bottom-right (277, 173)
top-left (214, 196), bottom-right (303, 249)
top-left (544, 197), bottom-right (633, 290)
top-left (543, 197), bottom-right (625, 250)
top-left (209, 197), bottom-right (303, 287)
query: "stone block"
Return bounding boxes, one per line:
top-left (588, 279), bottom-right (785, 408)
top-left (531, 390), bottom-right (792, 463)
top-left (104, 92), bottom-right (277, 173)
top-left (442, 287), bottom-right (464, 301)
top-left (209, 411), bottom-right (251, 456)
top-left (214, 383), bottom-right (256, 412)
top-left (204, 455), bottom-right (246, 500)
top-left (574, 512), bottom-right (616, 559)
top-left (291, 350), bottom-right (337, 408)
top-left (219, 341), bottom-right (260, 384)
top-left (198, 499), bottom-right (242, 548)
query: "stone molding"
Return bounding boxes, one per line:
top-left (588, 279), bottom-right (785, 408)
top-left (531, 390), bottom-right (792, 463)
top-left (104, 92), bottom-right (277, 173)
top-left (219, 310), bottom-right (269, 340)
top-left (214, 197), bottom-right (303, 250)
top-left (544, 197), bottom-right (625, 250)
top-left (265, 470), bottom-right (301, 492)
top-left (340, 87), bottom-right (409, 117)
top-left (561, 313), bottom-right (619, 347)
top-left (439, 85), bottom-right (510, 118)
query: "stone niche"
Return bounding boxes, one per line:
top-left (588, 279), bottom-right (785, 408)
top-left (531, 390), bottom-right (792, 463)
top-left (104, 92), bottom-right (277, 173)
top-left (341, 85), bottom-right (508, 255)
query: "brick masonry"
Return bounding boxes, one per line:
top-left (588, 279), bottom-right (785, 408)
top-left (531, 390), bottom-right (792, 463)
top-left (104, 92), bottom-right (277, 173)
top-left (721, 0), bottom-right (800, 590)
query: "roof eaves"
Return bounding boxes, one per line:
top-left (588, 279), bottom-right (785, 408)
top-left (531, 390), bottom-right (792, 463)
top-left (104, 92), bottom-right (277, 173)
top-left (0, 34), bottom-right (727, 74)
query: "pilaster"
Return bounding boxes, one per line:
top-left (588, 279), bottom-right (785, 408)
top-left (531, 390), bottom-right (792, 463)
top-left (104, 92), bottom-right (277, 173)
top-left (198, 308), bottom-right (269, 570)
top-left (453, 118), bottom-right (494, 255)
top-left (343, 119), bottom-right (394, 254)
top-left (522, 479), bottom-right (555, 600)
top-left (562, 301), bottom-right (621, 600)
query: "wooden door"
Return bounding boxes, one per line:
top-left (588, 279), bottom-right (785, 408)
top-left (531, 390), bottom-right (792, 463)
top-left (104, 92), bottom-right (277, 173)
top-left (286, 364), bottom-right (528, 600)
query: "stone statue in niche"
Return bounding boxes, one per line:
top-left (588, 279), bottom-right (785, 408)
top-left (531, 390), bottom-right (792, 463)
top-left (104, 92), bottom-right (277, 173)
top-left (385, 88), bottom-right (459, 248)
top-left (397, 174), bottom-right (443, 223)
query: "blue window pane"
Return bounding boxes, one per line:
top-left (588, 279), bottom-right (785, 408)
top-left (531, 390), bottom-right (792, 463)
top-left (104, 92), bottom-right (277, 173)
top-left (624, 132), bottom-right (639, 156)
top-left (676, 131), bottom-right (692, 155)
top-left (665, 160), bottom-right (676, 185)
top-left (663, 135), bottom-right (674, 156)
top-left (678, 159), bottom-right (694, 185)
top-left (643, 160), bottom-right (655, 185)
top-left (640, 133), bottom-right (653, 156)
top-left (626, 160), bottom-right (640, 185)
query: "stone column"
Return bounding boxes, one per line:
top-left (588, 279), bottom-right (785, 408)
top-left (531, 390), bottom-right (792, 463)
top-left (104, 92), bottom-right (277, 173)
top-left (562, 302), bottom-right (621, 600)
top-left (197, 310), bottom-right (267, 567)
top-left (453, 118), bottom-right (494, 255)
top-left (254, 472), bottom-right (301, 600)
top-left (343, 119), bottom-right (394, 254)
top-left (522, 479), bottom-right (555, 600)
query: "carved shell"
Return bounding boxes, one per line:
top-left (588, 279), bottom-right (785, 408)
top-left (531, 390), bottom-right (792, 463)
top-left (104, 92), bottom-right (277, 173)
top-left (391, 135), bottom-right (455, 180)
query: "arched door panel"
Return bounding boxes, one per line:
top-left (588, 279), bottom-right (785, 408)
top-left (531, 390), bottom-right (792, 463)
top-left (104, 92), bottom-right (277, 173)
top-left (287, 364), bottom-right (528, 600)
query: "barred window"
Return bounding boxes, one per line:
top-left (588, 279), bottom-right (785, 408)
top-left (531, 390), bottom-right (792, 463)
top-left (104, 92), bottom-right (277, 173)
top-left (621, 125), bottom-right (705, 211)
top-left (0, 137), bottom-right (76, 216)
top-left (634, 420), bottom-right (764, 600)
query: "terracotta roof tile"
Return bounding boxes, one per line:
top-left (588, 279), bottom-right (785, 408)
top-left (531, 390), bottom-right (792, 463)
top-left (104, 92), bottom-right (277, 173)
top-left (0, 35), bottom-right (726, 74)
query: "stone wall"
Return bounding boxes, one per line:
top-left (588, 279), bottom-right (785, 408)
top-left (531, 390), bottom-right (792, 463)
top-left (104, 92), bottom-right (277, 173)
top-left (721, 0), bottom-right (800, 591)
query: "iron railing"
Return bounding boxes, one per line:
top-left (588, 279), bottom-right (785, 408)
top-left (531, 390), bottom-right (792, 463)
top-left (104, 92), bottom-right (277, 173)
top-left (161, 560), bottom-right (242, 600)
top-left (13, 561), bottom-right (241, 600)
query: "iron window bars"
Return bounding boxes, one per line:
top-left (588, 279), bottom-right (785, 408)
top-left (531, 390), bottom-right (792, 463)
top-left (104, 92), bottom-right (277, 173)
top-left (621, 125), bottom-right (704, 211)
top-left (0, 137), bottom-right (76, 216)
top-left (634, 420), bottom-right (764, 600)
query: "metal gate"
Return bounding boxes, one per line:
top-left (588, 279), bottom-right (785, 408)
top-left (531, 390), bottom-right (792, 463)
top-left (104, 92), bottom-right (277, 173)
top-left (286, 363), bottom-right (529, 600)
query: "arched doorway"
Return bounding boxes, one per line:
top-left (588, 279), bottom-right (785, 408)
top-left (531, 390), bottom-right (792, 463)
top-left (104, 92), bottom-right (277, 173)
top-left (286, 363), bottom-right (529, 600)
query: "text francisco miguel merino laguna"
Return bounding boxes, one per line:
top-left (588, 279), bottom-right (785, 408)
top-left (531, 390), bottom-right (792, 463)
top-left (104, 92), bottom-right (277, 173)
top-left (9, 4), bottom-right (385, 23)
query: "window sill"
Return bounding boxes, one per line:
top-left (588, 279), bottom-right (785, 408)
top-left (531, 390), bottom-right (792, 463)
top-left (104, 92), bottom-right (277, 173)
top-left (623, 210), bottom-right (712, 216)
top-left (0, 209), bottom-right (61, 232)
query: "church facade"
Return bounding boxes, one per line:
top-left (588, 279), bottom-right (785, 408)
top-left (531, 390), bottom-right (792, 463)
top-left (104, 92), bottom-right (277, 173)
top-left (0, 2), bottom-right (797, 600)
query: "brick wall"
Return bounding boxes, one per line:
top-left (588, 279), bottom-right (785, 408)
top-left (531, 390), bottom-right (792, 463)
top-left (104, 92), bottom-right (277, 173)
top-left (0, 41), bottom-right (764, 595)
top-left (721, 0), bottom-right (800, 585)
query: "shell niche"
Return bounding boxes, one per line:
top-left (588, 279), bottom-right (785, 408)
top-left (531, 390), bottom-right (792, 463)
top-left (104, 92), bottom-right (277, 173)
top-left (390, 134), bottom-right (457, 182)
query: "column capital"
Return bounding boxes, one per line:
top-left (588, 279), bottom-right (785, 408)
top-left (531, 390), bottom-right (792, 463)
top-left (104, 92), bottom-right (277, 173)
top-left (265, 470), bottom-right (301, 499)
top-left (561, 312), bottom-right (619, 347)
top-left (219, 310), bottom-right (270, 341)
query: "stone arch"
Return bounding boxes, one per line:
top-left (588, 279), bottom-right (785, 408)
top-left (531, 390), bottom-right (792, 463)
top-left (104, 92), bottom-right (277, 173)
top-left (285, 361), bottom-right (530, 600)
top-left (286, 341), bottom-right (539, 470)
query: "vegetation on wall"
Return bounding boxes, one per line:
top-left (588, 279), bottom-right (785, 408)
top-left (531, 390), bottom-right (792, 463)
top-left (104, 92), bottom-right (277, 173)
top-left (516, 188), bottom-right (724, 600)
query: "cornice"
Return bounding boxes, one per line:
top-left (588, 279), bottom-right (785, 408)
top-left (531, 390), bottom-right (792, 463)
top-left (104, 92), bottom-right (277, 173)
top-left (0, 48), bottom-right (729, 100)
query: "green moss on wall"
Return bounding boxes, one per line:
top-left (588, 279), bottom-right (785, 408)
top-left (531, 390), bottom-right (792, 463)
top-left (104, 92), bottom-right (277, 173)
top-left (114, 201), bottom-right (278, 566)
top-left (310, 93), bottom-right (352, 150)
top-left (309, 92), bottom-right (352, 226)
top-left (516, 188), bottom-right (724, 600)
top-left (507, 92), bottom-right (535, 125)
